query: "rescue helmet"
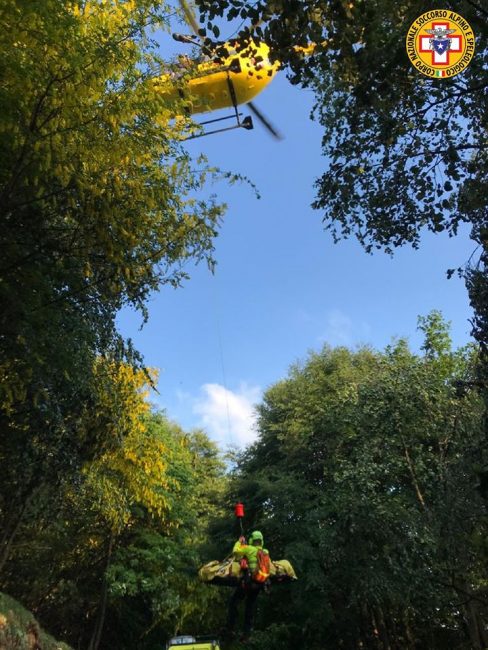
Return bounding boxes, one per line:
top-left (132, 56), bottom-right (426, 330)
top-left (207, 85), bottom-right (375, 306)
top-left (249, 530), bottom-right (264, 546)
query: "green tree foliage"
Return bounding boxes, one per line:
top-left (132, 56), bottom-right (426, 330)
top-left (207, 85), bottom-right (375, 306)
top-left (1, 0), bottom-right (224, 410)
top-left (0, 360), bottom-right (154, 574)
top-left (196, 0), bottom-right (487, 346)
top-left (0, 3), bottom-right (232, 646)
top-left (0, 0), bottom-right (227, 574)
top-left (223, 314), bottom-right (487, 649)
top-left (2, 410), bottom-right (228, 650)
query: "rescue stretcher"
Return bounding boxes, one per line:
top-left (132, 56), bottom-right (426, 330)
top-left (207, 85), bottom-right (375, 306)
top-left (198, 558), bottom-right (297, 587)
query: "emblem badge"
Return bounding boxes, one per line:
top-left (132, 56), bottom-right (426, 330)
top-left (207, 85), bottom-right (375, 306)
top-left (406, 10), bottom-right (475, 78)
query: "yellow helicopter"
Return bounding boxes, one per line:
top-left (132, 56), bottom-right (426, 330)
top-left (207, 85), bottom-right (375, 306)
top-left (156, 1), bottom-right (317, 138)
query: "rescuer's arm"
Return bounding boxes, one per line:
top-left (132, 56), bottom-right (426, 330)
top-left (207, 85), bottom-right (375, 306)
top-left (232, 536), bottom-right (249, 557)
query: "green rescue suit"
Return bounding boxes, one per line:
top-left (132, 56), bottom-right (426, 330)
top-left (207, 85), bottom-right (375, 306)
top-left (226, 530), bottom-right (269, 638)
top-left (231, 530), bottom-right (270, 572)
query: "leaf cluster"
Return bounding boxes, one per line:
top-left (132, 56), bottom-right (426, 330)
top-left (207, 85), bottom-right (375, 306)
top-left (221, 313), bottom-right (487, 649)
top-left (196, 0), bottom-right (488, 348)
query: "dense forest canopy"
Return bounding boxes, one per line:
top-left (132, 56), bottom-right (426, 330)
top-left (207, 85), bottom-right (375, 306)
top-left (2, 312), bottom-right (487, 649)
top-left (223, 314), bottom-right (487, 649)
top-left (0, 0), bottom-right (225, 585)
top-left (1, 0), bottom-right (487, 649)
top-left (0, 1), bottom-right (229, 645)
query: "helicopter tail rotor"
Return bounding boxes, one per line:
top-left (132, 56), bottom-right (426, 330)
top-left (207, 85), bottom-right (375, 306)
top-left (248, 101), bottom-right (283, 140)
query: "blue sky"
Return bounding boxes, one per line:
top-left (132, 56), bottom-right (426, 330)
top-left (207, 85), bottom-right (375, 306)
top-left (117, 25), bottom-right (475, 449)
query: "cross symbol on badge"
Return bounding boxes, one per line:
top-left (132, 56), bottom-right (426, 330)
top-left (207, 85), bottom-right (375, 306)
top-left (419, 21), bottom-right (462, 65)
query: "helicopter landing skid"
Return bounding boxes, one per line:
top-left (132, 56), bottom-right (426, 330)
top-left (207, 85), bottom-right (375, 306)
top-left (184, 112), bottom-right (253, 140)
top-left (183, 70), bottom-right (253, 140)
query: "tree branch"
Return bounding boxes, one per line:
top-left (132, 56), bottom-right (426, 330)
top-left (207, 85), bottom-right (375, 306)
top-left (464, 0), bottom-right (488, 18)
top-left (402, 441), bottom-right (426, 509)
top-left (409, 83), bottom-right (488, 119)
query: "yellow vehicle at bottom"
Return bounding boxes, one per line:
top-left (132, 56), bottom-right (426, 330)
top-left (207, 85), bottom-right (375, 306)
top-left (166, 635), bottom-right (220, 650)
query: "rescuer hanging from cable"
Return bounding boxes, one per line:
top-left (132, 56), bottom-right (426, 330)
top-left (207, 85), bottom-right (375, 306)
top-left (223, 528), bottom-right (271, 642)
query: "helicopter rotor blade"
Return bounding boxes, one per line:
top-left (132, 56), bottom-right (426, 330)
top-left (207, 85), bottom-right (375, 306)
top-left (247, 102), bottom-right (283, 140)
top-left (179, 0), bottom-right (203, 41)
top-left (172, 32), bottom-right (200, 44)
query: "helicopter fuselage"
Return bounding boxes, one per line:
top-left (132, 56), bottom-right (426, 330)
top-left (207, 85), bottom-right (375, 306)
top-left (156, 40), bottom-right (280, 115)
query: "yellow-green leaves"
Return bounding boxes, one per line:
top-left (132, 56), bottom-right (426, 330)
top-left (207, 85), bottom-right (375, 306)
top-left (0, 4), bottom-right (232, 642)
top-left (0, 0), bottom-right (226, 424)
top-left (80, 362), bottom-right (166, 530)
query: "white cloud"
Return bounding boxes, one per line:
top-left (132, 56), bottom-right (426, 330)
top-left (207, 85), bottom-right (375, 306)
top-left (320, 309), bottom-right (354, 346)
top-left (193, 383), bottom-right (261, 448)
top-left (319, 309), bottom-right (371, 347)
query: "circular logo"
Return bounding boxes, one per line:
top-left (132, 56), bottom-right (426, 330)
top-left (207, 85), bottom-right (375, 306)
top-left (406, 10), bottom-right (475, 78)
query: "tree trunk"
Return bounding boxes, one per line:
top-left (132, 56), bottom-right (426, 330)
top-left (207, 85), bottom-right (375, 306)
top-left (361, 602), bottom-right (382, 649)
top-left (402, 609), bottom-right (416, 650)
top-left (88, 532), bottom-right (115, 650)
top-left (370, 608), bottom-right (382, 650)
top-left (0, 486), bottom-right (41, 576)
top-left (0, 506), bottom-right (26, 575)
top-left (463, 597), bottom-right (488, 650)
top-left (373, 606), bottom-right (392, 650)
top-left (451, 578), bottom-right (488, 650)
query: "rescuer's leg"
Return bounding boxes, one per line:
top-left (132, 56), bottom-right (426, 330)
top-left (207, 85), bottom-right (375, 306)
top-left (226, 585), bottom-right (246, 634)
top-left (243, 584), bottom-right (260, 638)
